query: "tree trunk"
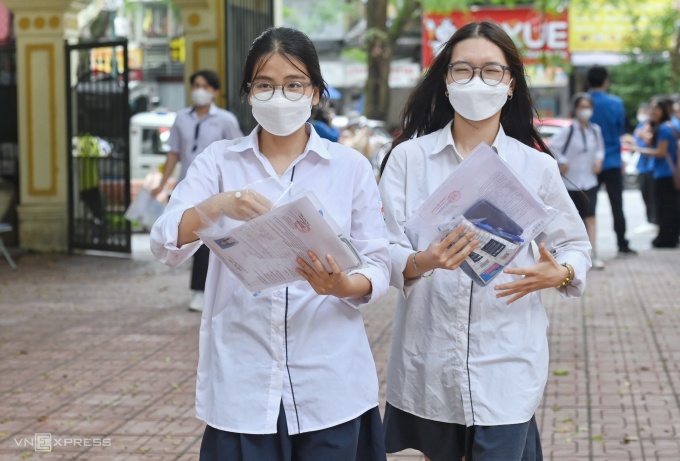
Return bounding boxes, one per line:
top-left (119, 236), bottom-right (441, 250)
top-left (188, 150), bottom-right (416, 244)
top-left (365, 0), bottom-right (389, 121)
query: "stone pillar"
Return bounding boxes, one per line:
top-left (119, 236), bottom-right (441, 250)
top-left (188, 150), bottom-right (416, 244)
top-left (3, 0), bottom-right (87, 251)
top-left (173, 0), bottom-right (227, 107)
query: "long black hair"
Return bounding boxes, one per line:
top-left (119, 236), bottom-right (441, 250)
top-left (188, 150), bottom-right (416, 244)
top-left (650, 95), bottom-right (673, 146)
top-left (239, 27), bottom-right (328, 103)
top-left (380, 21), bottom-right (550, 175)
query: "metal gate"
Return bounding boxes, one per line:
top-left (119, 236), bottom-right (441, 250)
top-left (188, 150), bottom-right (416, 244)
top-left (0, 38), bottom-right (19, 247)
top-left (225, 0), bottom-right (274, 133)
top-left (65, 40), bottom-right (131, 253)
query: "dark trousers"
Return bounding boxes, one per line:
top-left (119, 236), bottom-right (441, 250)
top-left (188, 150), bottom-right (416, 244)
top-left (598, 168), bottom-right (629, 250)
top-left (639, 172), bottom-right (657, 224)
top-left (652, 177), bottom-right (680, 247)
top-left (79, 188), bottom-right (105, 222)
top-left (191, 244), bottom-right (210, 291)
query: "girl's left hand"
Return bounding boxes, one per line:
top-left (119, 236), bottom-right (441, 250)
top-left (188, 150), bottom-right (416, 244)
top-left (494, 243), bottom-right (570, 304)
top-left (296, 251), bottom-right (353, 298)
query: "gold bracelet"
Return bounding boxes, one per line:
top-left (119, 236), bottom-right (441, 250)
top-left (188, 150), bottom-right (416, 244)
top-left (412, 251), bottom-right (423, 276)
top-left (557, 263), bottom-right (573, 288)
top-left (412, 251), bottom-right (434, 278)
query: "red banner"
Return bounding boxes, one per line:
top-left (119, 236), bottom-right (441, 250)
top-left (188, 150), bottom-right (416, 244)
top-left (0, 2), bottom-right (10, 42)
top-left (422, 7), bottom-right (569, 68)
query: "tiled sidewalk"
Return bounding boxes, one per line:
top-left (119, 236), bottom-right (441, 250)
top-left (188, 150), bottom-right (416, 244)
top-left (1, 241), bottom-right (679, 460)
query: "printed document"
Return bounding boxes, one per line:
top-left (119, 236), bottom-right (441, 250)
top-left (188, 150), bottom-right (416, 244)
top-left (197, 194), bottom-right (362, 293)
top-left (405, 142), bottom-right (555, 285)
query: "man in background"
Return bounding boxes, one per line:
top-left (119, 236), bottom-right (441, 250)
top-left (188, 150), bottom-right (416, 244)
top-left (587, 65), bottom-right (636, 256)
top-left (152, 69), bottom-right (243, 311)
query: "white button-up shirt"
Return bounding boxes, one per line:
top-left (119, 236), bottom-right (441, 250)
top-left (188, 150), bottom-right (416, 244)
top-left (151, 125), bottom-right (390, 435)
top-left (168, 104), bottom-right (243, 181)
top-left (549, 121), bottom-right (605, 190)
top-left (379, 122), bottom-right (591, 426)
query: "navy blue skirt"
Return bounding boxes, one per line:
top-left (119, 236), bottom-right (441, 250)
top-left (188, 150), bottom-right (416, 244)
top-left (383, 403), bottom-right (543, 461)
top-left (199, 403), bottom-right (386, 461)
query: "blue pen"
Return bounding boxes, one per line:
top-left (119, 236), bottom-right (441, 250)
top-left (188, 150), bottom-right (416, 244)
top-left (474, 221), bottom-right (524, 244)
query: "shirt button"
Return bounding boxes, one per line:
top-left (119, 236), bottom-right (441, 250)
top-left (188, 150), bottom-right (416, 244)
top-left (459, 323), bottom-right (466, 331)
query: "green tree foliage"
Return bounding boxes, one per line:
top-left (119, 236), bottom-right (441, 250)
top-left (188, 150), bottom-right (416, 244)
top-left (608, 4), bottom-right (679, 125)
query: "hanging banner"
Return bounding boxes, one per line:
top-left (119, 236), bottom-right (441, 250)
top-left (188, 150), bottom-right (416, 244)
top-left (422, 7), bottom-right (569, 69)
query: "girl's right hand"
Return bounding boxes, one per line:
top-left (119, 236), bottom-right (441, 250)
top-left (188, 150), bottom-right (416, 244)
top-left (199, 190), bottom-right (273, 222)
top-left (417, 225), bottom-right (479, 272)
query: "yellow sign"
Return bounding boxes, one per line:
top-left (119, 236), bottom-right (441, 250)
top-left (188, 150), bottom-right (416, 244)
top-left (569, 0), bottom-right (675, 52)
top-left (170, 37), bottom-right (186, 63)
top-left (91, 46), bottom-right (143, 74)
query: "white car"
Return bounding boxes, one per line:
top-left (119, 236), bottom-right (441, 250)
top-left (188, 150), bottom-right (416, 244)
top-left (129, 110), bottom-right (176, 180)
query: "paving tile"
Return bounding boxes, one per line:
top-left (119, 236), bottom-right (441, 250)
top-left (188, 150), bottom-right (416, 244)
top-left (2, 220), bottom-right (680, 460)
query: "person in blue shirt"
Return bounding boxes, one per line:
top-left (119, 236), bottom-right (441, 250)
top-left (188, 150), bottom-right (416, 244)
top-left (587, 66), bottom-right (636, 256)
top-left (622, 103), bottom-right (657, 227)
top-left (309, 107), bottom-right (340, 142)
top-left (623, 96), bottom-right (679, 248)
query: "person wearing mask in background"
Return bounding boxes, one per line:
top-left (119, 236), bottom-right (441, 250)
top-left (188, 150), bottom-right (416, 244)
top-left (152, 69), bottom-right (243, 312)
top-left (622, 103), bottom-right (657, 233)
top-left (309, 106), bottom-right (340, 141)
top-left (622, 96), bottom-right (679, 248)
top-left (151, 27), bottom-right (390, 460)
top-left (550, 93), bottom-right (605, 270)
top-left (587, 65), bottom-right (637, 257)
top-left (379, 21), bottom-right (591, 461)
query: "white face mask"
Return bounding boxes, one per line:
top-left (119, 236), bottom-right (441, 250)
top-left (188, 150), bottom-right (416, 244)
top-left (447, 77), bottom-right (512, 121)
top-left (637, 114), bottom-right (650, 124)
top-left (576, 108), bottom-right (593, 122)
top-left (251, 90), bottom-right (313, 137)
top-left (192, 88), bottom-right (213, 107)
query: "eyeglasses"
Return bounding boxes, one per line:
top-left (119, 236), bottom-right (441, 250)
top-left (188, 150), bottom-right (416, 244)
top-left (247, 81), bottom-right (313, 101)
top-left (447, 62), bottom-right (511, 86)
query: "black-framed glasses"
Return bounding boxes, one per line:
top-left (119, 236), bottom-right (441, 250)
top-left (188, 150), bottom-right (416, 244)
top-left (247, 81), bottom-right (313, 101)
top-left (447, 62), bottom-right (511, 86)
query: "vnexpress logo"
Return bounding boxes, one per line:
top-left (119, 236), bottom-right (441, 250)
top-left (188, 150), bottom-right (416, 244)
top-left (34, 433), bottom-right (52, 452)
top-left (13, 433), bottom-right (111, 451)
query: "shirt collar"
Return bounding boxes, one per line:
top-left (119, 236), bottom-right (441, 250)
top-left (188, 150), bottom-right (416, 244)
top-left (430, 120), bottom-right (509, 161)
top-left (190, 103), bottom-right (219, 118)
top-left (226, 123), bottom-right (334, 160)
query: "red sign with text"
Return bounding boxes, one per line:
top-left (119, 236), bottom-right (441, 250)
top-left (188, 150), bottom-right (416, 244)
top-left (422, 7), bottom-right (569, 68)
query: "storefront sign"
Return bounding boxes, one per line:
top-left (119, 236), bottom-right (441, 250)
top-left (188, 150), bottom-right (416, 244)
top-left (569, 0), bottom-right (673, 52)
top-left (320, 61), bottom-right (421, 88)
top-left (422, 7), bottom-right (569, 68)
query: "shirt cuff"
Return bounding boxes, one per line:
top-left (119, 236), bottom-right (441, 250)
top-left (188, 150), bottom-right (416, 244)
top-left (390, 244), bottom-right (423, 299)
top-left (150, 208), bottom-right (203, 267)
top-left (554, 251), bottom-right (591, 298)
top-left (342, 264), bottom-right (389, 309)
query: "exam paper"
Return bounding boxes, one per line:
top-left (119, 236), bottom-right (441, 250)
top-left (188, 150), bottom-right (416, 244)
top-left (197, 194), bottom-right (362, 293)
top-left (438, 215), bottom-right (521, 285)
top-left (405, 142), bottom-right (554, 244)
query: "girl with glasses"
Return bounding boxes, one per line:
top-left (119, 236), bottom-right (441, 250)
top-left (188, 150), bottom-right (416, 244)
top-left (379, 21), bottom-right (591, 461)
top-left (151, 27), bottom-right (390, 461)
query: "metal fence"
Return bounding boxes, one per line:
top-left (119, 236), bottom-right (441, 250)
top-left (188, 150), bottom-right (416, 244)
top-left (225, 0), bottom-right (274, 133)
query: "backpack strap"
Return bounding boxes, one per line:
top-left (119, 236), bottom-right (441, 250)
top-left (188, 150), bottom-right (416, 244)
top-left (561, 124), bottom-right (575, 155)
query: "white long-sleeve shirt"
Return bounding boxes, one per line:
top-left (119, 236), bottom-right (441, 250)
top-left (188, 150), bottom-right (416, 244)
top-left (167, 104), bottom-right (243, 182)
top-left (549, 120), bottom-right (605, 190)
top-left (379, 122), bottom-right (591, 426)
top-left (151, 124), bottom-right (390, 435)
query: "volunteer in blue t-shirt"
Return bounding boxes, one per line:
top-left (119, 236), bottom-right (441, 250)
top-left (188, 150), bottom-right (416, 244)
top-left (587, 66), bottom-right (636, 256)
top-left (623, 96), bottom-right (679, 248)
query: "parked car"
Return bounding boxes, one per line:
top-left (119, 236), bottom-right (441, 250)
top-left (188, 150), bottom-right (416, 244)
top-left (129, 110), bottom-right (177, 199)
top-left (534, 117), bottom-right (571, 140)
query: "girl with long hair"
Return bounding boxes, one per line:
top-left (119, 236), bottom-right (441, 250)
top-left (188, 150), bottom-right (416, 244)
top-left (379, 21), bottom-right (591, 461)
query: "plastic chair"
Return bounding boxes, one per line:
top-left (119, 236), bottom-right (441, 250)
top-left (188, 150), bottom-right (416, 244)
top-left (0, 222), bottom-right (17, 270)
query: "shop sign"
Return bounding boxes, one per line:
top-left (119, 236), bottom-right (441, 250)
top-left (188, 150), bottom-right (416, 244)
top-left (422, 7), bottom-right (569, 68)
